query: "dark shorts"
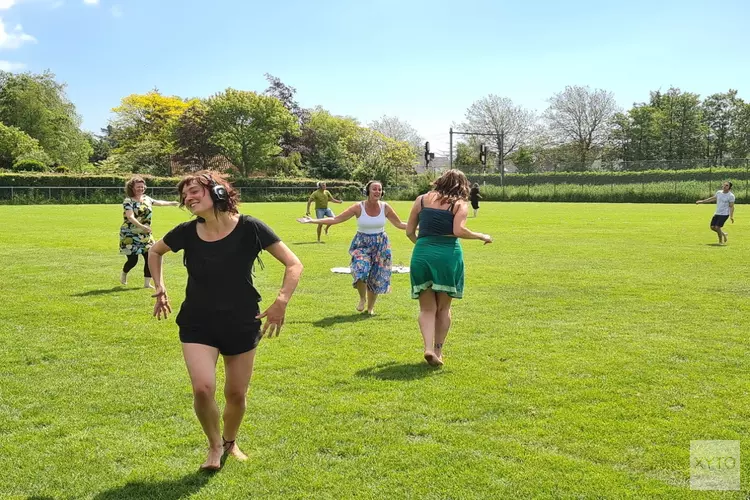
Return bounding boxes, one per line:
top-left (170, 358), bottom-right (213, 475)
top-left (178, 318), bottom-right (263, 355)
top-left (710, 214), bottom-right (730, 228)
top-left (471, 200), bottom-right (479, 210)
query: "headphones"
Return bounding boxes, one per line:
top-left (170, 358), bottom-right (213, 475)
top-left (202, 173), bottom-right (228, 209)
top-left (363, 181), bottom-right (384, 198)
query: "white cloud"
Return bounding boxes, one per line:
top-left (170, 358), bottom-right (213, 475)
top-left (110, 4), bottom-right (121, 17)
top-left (83, 0), bottom-right (98, 4)
top-left (0, 59), bottom-right (25, 71)
top-left (0, 18), bottom-right (36, 49)
top-left (0, 0), bottom-right (16, 10)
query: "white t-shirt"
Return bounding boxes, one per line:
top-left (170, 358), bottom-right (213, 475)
top-left (715, 190), bottom-right (735, 216)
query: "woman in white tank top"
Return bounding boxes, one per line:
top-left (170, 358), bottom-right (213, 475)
top-left (299, 180), bottom-right (407, 314)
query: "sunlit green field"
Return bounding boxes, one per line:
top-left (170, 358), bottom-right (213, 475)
top-left (1, 202), bottom-right (748, 498)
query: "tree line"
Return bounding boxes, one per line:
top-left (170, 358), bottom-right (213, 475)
top-left (455, 86), bottom-right (750, 174)
top-left (0, 70), bottom-right (747, 183)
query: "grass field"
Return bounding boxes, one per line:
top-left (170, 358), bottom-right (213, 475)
top-left (1, 201), bottom-right (748, 499)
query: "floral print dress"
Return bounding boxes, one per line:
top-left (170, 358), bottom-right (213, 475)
top-left (119, 196), bottom-right (155, 255)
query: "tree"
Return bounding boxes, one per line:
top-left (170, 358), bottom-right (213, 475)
top-left (173, 101), bottom-right (220, 169)
top-left (510, 146), bottom-right (535, 174)
top-left (303, 108), bottom-right (361, 179)
top-left (462, 95), bottom-right (536, 180)
top-left (206, 88), bottom-right (298, 176)
top-left (544, 85), bottom-right (618, 169)
top-left (0, 122), bottom-right (51, 169)
top-left (702, 90), bottom-right (741, 162)
top-left (108, 90), bottom-right (194, 174)
top-left (649, 88), bottom-right (705, 162)
top-left (368, 115), bottom-right (423, 154)
top-left (110, 90), bottom-right (193, 149)
top-left (0, 71), bottom-right (92, 168)
top-left (349, 128), bottom-right (416, 186)
top-left (263, 74), bottom-right (310, 156)
top-left (731, 101), bottom-right (750, 158)
top-left (610, 105), bottom-right (660, 166)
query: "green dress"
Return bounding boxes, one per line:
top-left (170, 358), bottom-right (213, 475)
top-left (409, 204), bottom-right (465, 299)
top-left (119, 196), bottom-right (155, 255)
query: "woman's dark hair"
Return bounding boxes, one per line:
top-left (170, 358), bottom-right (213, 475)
top-left (432, 169), bottom-right (470, 204)
top-left (472, 183), bottom-right (480, 189)
top-left (725, 181), bottom-right (733, 189)
top-left (125, 175), bottom-right (146, 198)
top-left (177, 170), bottom-right (240, 215)
top-left (364, 180), bottom-right (384, 198)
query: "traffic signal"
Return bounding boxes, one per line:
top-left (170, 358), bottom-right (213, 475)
top-left (479, 144), bottom-right (487, 165)
top-left (424, 141), bottom-right (431, 163)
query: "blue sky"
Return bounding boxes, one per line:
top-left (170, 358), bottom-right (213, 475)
top-left (2, 0), bottom-right (749, 153)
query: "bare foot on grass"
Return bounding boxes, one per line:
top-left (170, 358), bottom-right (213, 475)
top-left (223, 440), bottom-right (248, 462)
top-left (199, 444), bottom-right (223, 471)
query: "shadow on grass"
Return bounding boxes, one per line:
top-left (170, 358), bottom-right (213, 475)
top-left (311, 313), bottom-right (372, 328)
top-left (72, 286), bottom-right (142, 297)
top-left (356, 361), bottom-right (442, 381)
top-left (290, 241), bottom-right (325, 245)
top-left (93, 471), bottom-right (212, 500)
top-left (705, 243), bottom-right (727, 247)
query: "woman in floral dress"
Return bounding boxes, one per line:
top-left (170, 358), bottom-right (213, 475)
top-left (298, 181), bottom-right (407, 315)
top-left (119, 175), bottom-right (178, 287)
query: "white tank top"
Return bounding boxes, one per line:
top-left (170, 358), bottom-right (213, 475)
top-left (357, 202), bottom-right (386, 234)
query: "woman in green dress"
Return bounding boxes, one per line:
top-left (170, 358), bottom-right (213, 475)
top-left (119, 175), bottom-right (178, 287)
top-left (405, 169), bottom-right (492, 366)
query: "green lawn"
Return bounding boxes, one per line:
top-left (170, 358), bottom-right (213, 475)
top-left (0, 202), bottom-right (748, 499)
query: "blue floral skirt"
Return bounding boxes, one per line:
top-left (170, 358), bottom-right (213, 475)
top-left (349, 231), bottom-right (392, 294)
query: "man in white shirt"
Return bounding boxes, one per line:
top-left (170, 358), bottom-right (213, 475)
top-left (696, 181), bottom-right (735, 244)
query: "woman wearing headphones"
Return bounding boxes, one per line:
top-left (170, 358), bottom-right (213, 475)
top-left (298, 180), bottom-right (406, 315)
top-left (148, 171), bottom-right (303, 471)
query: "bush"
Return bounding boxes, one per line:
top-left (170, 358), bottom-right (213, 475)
top-left (54, 165), bottom-right (69, 173)
top-left (12, 158), bottom-right (48, 172)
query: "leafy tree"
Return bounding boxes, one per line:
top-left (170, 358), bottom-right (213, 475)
top-left (649, 88), bottom-right (705, 161)
top-left (206, 88), bottom-right (298, 176)
top-left (173, 101), bottom-right (220, 169)
top-left (303, 108), bottom-right (361, 179)
top-left (0, 71), bottom-right (91, 168)
top-left (510, 146), bottom-right (535, 173)
top-left (731, 101), bottom-right (750, 158)
top-left (349, 129), bottom-right (415, 186)
top-left (0, 122), bottom-right (51, 169)
top-left (263, 74), bottom-right (310, 157)
top-left (702, 90), bottom-right (741, 162)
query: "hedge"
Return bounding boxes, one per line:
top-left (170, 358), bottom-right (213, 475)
top-left (467, 166), bottom-right (750, 186)
top-left (0, 172), bottom-right (360, 188)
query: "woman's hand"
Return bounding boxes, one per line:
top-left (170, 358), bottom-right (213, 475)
top-left (141, 225), bottom-right (152, 234)
top-left (297, 216), bottom-right (313, 224)
top-left (152, 287), bottom-right (172, 320)
top-left (256, 299), bottom-right (288, 337)
top-left (481, 233), bottom-right (493, 244)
